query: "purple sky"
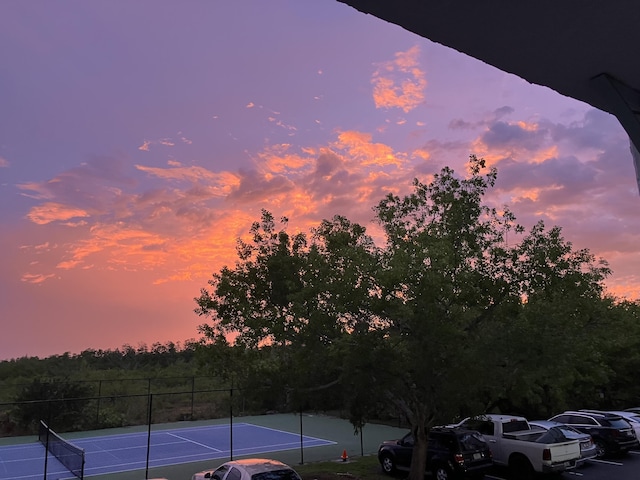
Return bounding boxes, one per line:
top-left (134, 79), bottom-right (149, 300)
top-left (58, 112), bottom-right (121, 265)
top-left (1, 1), bottom-right (638, 360)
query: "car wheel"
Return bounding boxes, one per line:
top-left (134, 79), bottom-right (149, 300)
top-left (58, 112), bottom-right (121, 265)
top-left (594, 441), bottom-right (606, 458)
top-left (380, 454), bottom-right (396, 474)
top-left (509, 455), bottom-right (533, 480)
top-left (433, 465), bottom-right (452, 480)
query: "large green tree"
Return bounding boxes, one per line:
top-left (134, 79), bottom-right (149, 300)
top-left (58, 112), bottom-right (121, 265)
top-left (369, 157), bottom-right (526, 478)
top-left (195, 156), bottom-right (612, 480)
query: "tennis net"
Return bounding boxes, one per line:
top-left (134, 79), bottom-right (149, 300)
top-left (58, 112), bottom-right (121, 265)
top-left (38, 420), bottom-right (85, 479)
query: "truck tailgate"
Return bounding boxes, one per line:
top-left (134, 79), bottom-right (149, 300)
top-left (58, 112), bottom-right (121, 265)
top-left (549, 440), bottom-right (580, 462)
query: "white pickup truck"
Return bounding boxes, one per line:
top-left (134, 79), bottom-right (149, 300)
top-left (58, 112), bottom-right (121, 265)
top-left (457, 414), bottom-right (581, 477)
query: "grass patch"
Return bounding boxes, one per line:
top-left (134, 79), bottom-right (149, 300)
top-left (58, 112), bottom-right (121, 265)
top-left (296, 455), bottom-right (394, 480)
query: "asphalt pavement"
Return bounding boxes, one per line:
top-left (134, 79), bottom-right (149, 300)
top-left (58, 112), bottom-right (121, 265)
top-left (485, 450), bottom-right (640, 480)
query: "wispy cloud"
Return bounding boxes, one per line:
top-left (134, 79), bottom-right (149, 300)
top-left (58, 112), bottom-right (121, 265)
top-left (15, 128), bottom-right (419, 285)
top-left (12, 105), bottom-right (639, 303)
top-left (138, 135), bottom-right (192, 151)
top-left (26, 202), bottom-right (90, 225)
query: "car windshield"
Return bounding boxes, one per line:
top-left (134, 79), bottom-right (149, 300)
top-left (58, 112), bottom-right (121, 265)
top-left (535, 426), bottom-right (566, 443)
top-left (252, 469), bottom-right (300, 480)
top-left (557, 426), bottom-right (583, 439)
top-left (457, 432), bottom-right (487, 452)
top-left (600, 418), bottom-right (631, 429)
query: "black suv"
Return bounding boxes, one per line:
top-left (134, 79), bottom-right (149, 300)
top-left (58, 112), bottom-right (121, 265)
top-left (548, 410), bottom-right (639, 457)
top-left (377, 427), bottom-right (493, 480)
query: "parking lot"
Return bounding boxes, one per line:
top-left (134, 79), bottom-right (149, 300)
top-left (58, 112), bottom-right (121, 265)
top-left (485, 450), bottom-right (640, 480)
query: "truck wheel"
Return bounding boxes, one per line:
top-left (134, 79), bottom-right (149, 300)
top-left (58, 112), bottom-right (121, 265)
top-left (433, 465), bottom-right (453, 480)
top-left (379, 454), bottom-right (396, 474)
top-left (509, 455), bottom-right (533, 480)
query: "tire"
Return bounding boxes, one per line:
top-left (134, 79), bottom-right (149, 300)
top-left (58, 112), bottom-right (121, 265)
top-left (509, 455), bottom-right (533, 480)
top-left (594, 440), bottom-right (606, 458)
top-left (432, 465), bottom-right (452, 480)
top-left (380, 454), bottom-right (396, 475)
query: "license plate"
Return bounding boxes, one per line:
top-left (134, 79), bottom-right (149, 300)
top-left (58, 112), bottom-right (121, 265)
top-left (473, 453), bottom-right (482, 460)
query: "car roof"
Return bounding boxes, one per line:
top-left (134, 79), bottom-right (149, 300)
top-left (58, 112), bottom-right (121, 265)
top-left (555, 410), bottom-right (620, 419)
top-left (529, 420), bottom-right (585, 435)
top-left (578, 410), bottom-right (623, 418)
top-left (431, 426), bottom-right (482, 436)
top-left (608, 411), bottom-right (640, 420)
top-left (482, 414), bottom-right (527, 422)
top-left (223, 459), bottom-right (295, 475)
top-left (529, 420), bottom-right (562, 428)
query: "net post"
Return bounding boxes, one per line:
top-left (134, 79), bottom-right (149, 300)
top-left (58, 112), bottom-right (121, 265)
top-left (42, 421), bottom-right (49, 480)
top-left (229, 387), bottom-right (233, 461)
top-left (38, 418), bottom-right (85, 479)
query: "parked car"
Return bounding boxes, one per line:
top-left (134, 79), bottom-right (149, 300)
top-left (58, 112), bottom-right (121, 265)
top-left (529, 420), bottom-right (597, 464)
top-left (548, 410), bottom-right (639, 457)
top-left (624, 407), bottom-right (640, 415)
top-left (608, 411), bottom-right (640, 442)
top-left (192, 459), bottom-right (302, 480)
top-left (377, 426), bottom-right (493, 480)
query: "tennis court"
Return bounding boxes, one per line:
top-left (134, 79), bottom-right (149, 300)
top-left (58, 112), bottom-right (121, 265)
top-left (0, 422), bottom-right (335, 480)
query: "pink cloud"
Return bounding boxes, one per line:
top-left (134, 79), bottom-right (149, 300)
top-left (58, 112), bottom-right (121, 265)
top-left (371, 45), bottom-right (427, 112)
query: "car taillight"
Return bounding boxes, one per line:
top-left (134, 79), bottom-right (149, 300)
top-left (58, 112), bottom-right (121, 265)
top-left (454, 453), bottom-right (464, 465)
top-left (543, 448), bottom-right (551, 461)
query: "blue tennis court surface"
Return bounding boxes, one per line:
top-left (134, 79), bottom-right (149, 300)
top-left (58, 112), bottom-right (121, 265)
top-left (0, 422), bottom-right (335, 479)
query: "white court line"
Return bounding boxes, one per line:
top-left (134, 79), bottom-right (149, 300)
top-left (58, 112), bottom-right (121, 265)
top-left (166, 432), bottom-right (223, 452)
top-left (71, 422), bottom-right (249, 446)
top-left (243, 423), bottom-right (338, 443)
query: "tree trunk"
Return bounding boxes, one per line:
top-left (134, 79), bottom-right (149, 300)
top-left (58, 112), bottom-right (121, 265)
top-left (407, 418), bottom-right (428, 480)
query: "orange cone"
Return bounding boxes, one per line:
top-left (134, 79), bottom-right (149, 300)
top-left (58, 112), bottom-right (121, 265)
top-left (341, 449), bottom-right (348, 462)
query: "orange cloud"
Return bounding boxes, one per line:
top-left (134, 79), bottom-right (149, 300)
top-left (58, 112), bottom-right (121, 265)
top-left (256, 144), bottom-right (313, 175)
top-left (26, 202), bottom-right (90, 225)
top-left (470, 129), bottom-right (558, 168)
top-left (135, 163), bottom-right (240, 195)
top-left (335, 130), bottom-right (403, 167)
top-left (371, 45), bottom-right (427, 112)
top-left (21, 273), bottom-right (56, 284)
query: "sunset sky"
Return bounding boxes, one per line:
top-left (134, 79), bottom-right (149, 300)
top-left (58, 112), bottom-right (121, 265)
top-left (1, 1), bottom-right (639, 361)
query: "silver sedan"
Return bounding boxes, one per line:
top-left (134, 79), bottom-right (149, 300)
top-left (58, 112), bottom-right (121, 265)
top-left (530, 420), bottom-right (598, 464)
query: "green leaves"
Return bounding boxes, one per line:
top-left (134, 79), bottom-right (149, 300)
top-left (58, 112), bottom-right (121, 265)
top-left (195, 155), bottom-right (621, 459)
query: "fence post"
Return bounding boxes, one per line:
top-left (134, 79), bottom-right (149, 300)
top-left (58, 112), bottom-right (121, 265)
top-left (299, 407), bottom-right (304, 465)
top-left (96, 380), bottom-right (102, 426)
top-left (191, 376), bottom-right (195, 420)
top-left (145, 393), bottom-right (153, 480)
top-left (229, 387), bottom-right (233, 460)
